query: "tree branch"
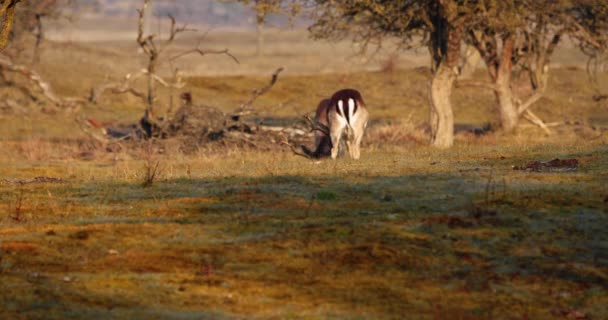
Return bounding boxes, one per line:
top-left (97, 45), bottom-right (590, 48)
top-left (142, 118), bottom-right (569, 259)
top-left (170, 47), bottom-right (239, 64)
top-left (304, 113), bottom-right (330, 136)
top-left (517, 91), bottom-right (544, 115)
top-left (0, 54), bottom-right (85, 107)
top-left (235, 67), bottom-right (284, 115)
top-left (89, 71), bottom-right (147, 104)
top-left (281, 140), bottom-right (314, 160)
top-left (455, 79), bottom-right (498, 91)
top-left (523, 109), bottom-right (551, 134)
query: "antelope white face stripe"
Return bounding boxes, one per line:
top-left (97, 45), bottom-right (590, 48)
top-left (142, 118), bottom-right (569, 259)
top-left (337, 99), bottom-right (345, 119)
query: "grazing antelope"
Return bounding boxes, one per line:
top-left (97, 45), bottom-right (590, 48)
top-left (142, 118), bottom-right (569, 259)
top-left (302, 98), bottom-right (333, 158)
top-left (327, 89), bottom-right (369, 160)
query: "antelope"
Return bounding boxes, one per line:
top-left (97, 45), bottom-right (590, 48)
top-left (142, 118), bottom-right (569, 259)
top-left (302, 98), bottom-right (332, 158)
top-left (303, 89), bottom-right (368, 160)
top-left (327, 89), bottom-right (368, 160)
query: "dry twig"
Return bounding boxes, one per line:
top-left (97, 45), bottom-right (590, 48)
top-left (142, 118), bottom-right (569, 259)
top-left (0, 54), bottom-right (86, 108)
top-left (235, 67), bottom-right (284, 117)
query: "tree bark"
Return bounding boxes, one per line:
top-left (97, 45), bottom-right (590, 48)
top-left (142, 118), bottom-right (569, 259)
top-left (494, 35), bottom-right (519, 131)
top-left (428, 15), bottom-right (462, 148)
top-left (146, 53), bottom-right (157, 115)
top-left (0, 0), bottom-right (19, 52)
top-left (430, 62), bottom-right (456, 148)
top-left (495, 82), bottom-right (518, 132)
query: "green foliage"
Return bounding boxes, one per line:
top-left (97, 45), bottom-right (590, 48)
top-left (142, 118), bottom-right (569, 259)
top-left (315, 189), bottom-right (337, 201)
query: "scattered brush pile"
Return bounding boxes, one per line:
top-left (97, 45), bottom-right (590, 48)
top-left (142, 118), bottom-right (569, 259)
top-left (82, 92), bottom-right (312, 155)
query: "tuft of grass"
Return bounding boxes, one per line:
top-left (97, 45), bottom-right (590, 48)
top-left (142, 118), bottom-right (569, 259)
top-left (315, 190), bottom-right (338, 201)
top-left (139, 141), bottom-right (165, 188)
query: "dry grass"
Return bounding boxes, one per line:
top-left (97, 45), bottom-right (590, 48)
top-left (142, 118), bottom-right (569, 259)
top-left (1, 21), bottom-right (608, 319)
top-left (1, 141), bottom-right (607, 319)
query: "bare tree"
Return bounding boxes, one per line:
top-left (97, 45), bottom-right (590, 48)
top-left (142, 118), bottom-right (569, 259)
top-left (90, 0), bottom-right (238, 138)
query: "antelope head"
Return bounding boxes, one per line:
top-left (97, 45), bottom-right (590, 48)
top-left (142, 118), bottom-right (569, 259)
top-left (301, 98), bottom-right (333, 159)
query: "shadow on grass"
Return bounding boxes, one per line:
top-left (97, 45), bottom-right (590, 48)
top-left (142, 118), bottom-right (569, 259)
top-left (2, 159), bottom-right (607, 319)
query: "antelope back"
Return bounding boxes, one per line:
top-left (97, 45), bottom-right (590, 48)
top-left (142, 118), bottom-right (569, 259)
top-left (327, 89), bottom-right (368, 160)
top-left (329, 89), bottom-right (365, 126)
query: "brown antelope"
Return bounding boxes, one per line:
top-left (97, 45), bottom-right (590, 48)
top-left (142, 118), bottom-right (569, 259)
top-left (327, 89), bottom-right (368, 160)
top-left (302, 89), bottom-right (368, 160)
top-left (302, 98), bottom-right (332, 158)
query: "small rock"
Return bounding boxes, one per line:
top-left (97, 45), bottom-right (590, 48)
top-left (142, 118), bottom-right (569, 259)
top-left (69, 230), bottom-right (90, 240)
top-left (380, 194), bottom-right (393, 202)
top-left (358, 210), bottom-right (376, 215)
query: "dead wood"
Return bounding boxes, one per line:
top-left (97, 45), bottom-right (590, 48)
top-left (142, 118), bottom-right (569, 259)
top-left (522, 109), bottom-right (552, 135)
top-left (1, 176), bottom-right (66, 185)
top-left (513, 158), bottom-right (580, 172)
top-left (0, 54), bottom-right (86, 108)
top-left (89, 71), bottom-right (147, 104)
top-left (304, 113), bottom-right (330, 137)
top-left (234, 67), bottom-right (284, 118)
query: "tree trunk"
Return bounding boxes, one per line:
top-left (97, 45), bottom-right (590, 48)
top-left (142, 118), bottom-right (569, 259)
top-left (430, 62), bottom-right (456, 148)
top-left (494, 35), bottom-right (519, 132)
top-left (428, 14), bottom-right (462, 148)
top-left (146, 53), bottom-right (157, 116)
top-left (143, 1), bottom-right (153, 36)
top-left (459, 45), bottom-right (481, 80)
top-left (495, 79), bottom-right (518, 132)
top-left (0, 0), bottom-right (19, 52)
top-left (256, 11), bottom-right (264, 57)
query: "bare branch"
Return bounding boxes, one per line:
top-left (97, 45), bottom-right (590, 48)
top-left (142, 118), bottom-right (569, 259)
top-left (523, 109), bottom-right (552, 135)
top-left (166, 14), bottom-right (196, 43)
top-left (571, 20), bottom-right (603, 50)
top-left (0, 54), bottom-right (85, 107)
top-left (281, 140), bottom-right (313, 159)
top-left (304, 113), bottom-right (330, 136)
top-left (170, 46), bottom-right (239, 64)
top-left (517, 91), bottom-right (544, 115)
top-left (237, 67), bottom-right (284, 113)
top-left (147, 71), bottom-right (185, 89)
top-left (89, 71), bottom-right (147, 104)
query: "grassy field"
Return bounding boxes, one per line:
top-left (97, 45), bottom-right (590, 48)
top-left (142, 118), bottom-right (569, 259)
top-left (1, 23), bottom-right (608, 319)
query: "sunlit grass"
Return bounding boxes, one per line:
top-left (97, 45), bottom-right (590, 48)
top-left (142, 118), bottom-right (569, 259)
top-left (1, 137), bottom-right (607, 319)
